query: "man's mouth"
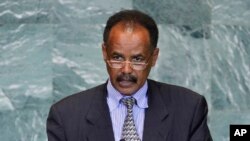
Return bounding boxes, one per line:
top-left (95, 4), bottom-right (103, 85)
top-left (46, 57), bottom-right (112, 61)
top-left (117, 74), bottom-right (137, 87)
top-left (118, 80), bottom-right (135, 87)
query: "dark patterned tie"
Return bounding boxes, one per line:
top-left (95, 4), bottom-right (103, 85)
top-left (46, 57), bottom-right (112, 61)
top-left (121, 97), bottom-right (141, 141)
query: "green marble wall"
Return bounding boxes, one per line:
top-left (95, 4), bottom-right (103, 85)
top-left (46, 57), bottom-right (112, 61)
top-left (0, 0), bottom-right (249, 141)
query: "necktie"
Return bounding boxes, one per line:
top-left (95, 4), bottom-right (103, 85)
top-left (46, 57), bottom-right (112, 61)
top-left (121, 97), bottom-right (141, 141)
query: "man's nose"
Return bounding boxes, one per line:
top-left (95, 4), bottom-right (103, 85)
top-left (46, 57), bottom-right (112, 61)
top-left (122, 61), bottom-right (133, 73)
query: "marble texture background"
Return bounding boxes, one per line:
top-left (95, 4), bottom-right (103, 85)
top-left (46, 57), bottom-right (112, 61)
top-left (0, 0), bottom-right (250, 141)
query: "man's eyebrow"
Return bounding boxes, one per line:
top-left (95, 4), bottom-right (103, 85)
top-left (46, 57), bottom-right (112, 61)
top-left (110, 51), bottom-right (123, 56)
top-left (131, 54), bottom-right (145, 58)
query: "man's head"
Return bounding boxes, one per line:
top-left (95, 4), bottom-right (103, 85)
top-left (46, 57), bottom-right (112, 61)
top-left (103, 10), bottom-right (158, 49)
top-left (102, 10), bottom-right (159, 95)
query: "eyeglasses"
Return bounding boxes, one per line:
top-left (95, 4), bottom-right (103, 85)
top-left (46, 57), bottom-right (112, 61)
top-left (106, 55), bottom-right (152, 71)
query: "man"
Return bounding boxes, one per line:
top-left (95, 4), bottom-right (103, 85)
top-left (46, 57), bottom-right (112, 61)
top-left (47, 10), bottom-right (213, 141)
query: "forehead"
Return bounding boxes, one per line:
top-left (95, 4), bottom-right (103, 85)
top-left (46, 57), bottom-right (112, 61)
top-left (107, 22), bottom-right (151, 55)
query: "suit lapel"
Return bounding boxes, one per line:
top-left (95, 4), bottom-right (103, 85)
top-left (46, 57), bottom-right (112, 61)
top-left (85, 84), bottom-right (115, 141)
top-left (83, 80), bottom-right (172, 141)
top-left (142, 80), bottom-right (172, 141)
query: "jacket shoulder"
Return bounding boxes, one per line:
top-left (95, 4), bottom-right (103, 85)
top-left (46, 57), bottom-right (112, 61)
top-left (51, 83), bottom-right (106, 112)
top-left (148, 79), bottom-right (204, 103)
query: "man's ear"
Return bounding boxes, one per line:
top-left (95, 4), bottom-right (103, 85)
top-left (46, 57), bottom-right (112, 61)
top-left (102, 43), bottom-right (108, 61)
top-left (151, 48), bottom-right (159, 67)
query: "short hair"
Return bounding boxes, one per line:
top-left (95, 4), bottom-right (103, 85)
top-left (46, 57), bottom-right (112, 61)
top-left (103, 10), bottom-right (159, 48)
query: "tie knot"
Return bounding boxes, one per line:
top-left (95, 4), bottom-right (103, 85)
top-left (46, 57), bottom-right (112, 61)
top-left (121, 97), bottom-right (136, 109)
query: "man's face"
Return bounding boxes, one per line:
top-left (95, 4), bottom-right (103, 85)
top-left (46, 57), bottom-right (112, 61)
top-left (102, 22), bottom-right (159, 95)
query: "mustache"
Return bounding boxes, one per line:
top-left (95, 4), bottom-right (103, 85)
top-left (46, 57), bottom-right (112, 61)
top-left (117, 73), bottom-right (137, 83)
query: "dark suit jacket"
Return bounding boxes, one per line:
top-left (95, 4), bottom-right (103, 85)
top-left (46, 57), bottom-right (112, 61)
top-left (47, 79), bottom-right (213, 141)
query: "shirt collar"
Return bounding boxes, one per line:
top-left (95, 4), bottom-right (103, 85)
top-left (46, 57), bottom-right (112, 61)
top-left (107, 79), bottom-right (148, 112)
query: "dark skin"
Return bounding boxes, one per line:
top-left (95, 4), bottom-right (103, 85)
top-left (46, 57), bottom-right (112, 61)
top-left (102, 22), bottom-right (159, 95)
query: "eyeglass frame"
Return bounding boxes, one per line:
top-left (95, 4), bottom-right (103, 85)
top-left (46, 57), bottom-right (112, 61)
top-left (105, 53), bottom-right (154, 71)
